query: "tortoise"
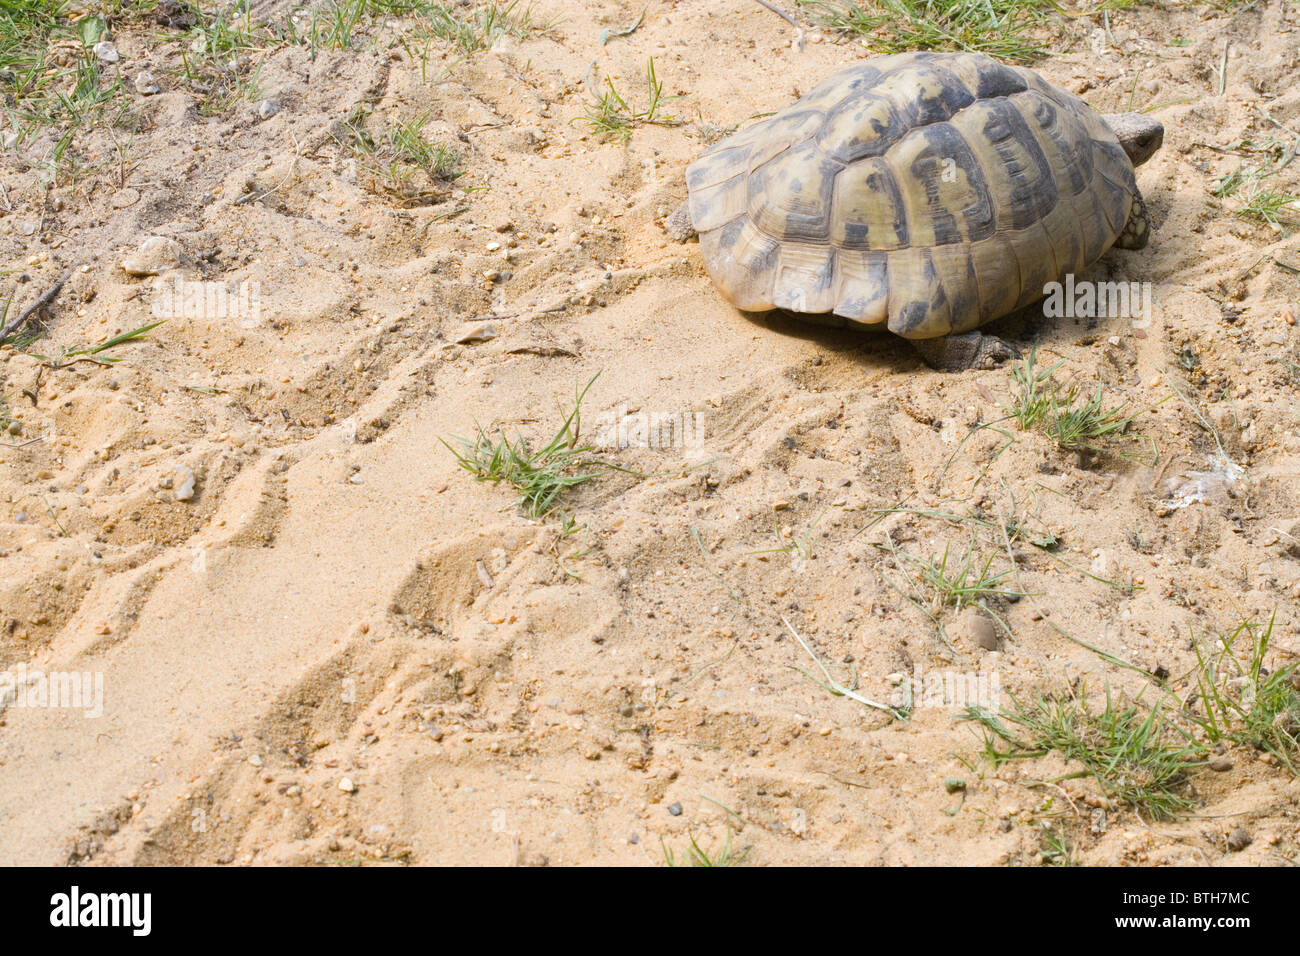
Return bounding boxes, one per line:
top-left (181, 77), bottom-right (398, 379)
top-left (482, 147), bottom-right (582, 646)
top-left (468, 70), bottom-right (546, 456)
top-left (664, 51), bottom-right (1163, 370)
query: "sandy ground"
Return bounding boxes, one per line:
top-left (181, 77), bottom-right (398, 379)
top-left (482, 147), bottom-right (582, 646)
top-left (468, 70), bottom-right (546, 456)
top-left (1, 0), bottom-right (1299, 866)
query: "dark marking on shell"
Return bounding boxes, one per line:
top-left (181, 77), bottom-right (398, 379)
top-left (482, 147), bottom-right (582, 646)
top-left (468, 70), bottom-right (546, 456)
top-left (972, 59), bottom-right (1029, 99)
top-left (833, 251), bottom-right (889, 321)
top-left (832, 161), bottom-right (909, 250)
top-left (908, 122), bottom-right (995, 243)
top-left (893, 249), bottom-right (946, 334)
top-left (818, 92), bottom-right (908, 164)
top-left (899, 65), bottom-right (976, 126)
top-left (1024, 94), bottom-right (1093, 196)
top-left (945, 250), bottom-right (981, 332)
top-left (979, 99), bottom-right (1058, 230)
top-left (685, 145), bottom-right (749, 191)
top-left (748, 139), bottom-right (843, 241)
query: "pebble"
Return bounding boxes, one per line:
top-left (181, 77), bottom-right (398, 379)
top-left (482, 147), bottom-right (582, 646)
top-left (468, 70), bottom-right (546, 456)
top-left (111, 188), bottom-right (140, 209)
top-left (173, 465), bottom-right (197, 502)
top-left (120, 236), bottom-right (182, 276)
top-left (1208, 756), bottom-right (1233, 772)
top-left (134, 71), bottom-right (161, 95)
top-left (93, 41), bottom-right (120, 63)
top-left (1280, 520), bottom-right (1300, 559)
top-left (453, 322), bottom-right (497, 345)
top-left (961, 608), bottom-right (998, 650)
top-left (1226, 827), bottom-right (1252, 852)
top-left (667, 802), bottom-right (682, 816)
top-left (338, 777), bottom-right (356, 793)
top-left (256, 99), bottom-right (279, 120)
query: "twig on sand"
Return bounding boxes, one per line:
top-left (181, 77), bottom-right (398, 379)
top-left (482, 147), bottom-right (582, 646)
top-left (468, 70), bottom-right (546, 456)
top-left (1, 266), bottom-right (73, 343)
top-left (753, 0), bottom-right (799, 29)
top-left (0, 437), bottom-right (43, 451)
top-left (235, 131), bottom-right (304, 206)
top-left (782, 616), bottom-right (904, 717)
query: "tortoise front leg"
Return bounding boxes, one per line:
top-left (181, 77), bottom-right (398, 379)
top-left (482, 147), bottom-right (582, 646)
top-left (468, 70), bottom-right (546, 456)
top-left (911, 332), bottom-right (1020, 371)
top-left (663, 201), bottom-right (697, 242)
top-left (1112, 192), bottom-right (1150, 250)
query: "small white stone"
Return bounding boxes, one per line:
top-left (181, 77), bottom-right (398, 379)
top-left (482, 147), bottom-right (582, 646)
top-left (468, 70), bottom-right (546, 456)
top-left (256, 99), bottom-right (279, 120)
top-left (120, 235), bottom-right (182, 276)
top-left (93, 41), bottom-right (120, 63)
top-left (134, 71), bottom-right (161, 95)
top-left (453, 322), bottom-right (497, 345)
top-left (173, 465), bottom-right (197, 502)
top-left (338, 777), bottom-right (356, 793)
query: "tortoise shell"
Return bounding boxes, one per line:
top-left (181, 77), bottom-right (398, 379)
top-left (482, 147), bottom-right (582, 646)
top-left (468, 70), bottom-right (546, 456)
top-left (685, 51), bottom-right (1141, 339)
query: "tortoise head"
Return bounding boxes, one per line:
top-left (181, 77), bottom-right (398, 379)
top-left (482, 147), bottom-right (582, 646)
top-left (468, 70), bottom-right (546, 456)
top-left (1103, 113), bottom-right (1164, 168)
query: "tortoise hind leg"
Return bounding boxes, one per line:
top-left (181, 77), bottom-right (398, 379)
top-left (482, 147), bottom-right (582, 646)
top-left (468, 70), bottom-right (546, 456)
top-left (911, 332), bottom-right (1020, 372)
top-left (663, 201), bottom-right (697, 242)
top-left (889, 247), bottom-right (1020, 370)
top-left (1112, 193), bottom-right (1150, 250)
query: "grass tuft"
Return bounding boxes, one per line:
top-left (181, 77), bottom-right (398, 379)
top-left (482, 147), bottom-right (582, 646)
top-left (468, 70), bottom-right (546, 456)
top-left (1213, 159), bottom-right (1300, 231)
top-left (387, 113), bottom-right (463, 181)
top-left (335, 107), bottom-right (462, 203)
top-left (962, 614), bottom-right (1299, 823)
top-left (586, 58), bottom-right (679, 141)
top-left (176, 0), bottom-right (274, 116)
top-left (881, 534), bottom-right (1022, 616)
top-left (1187, 614), bottom-right (1300, 772)
top-left (1005, 349), bottom-right (1140, 453)
top-left (442, 375), bottom-right (609, 518)
top-left (663, 829), bottom-right (750, 867)
top-left (799, 0), bottom-right (1057, 62)
top-left (416, 0), bottom-right (550, 55)
top-left (962, 685), bottom-right (1204, 820)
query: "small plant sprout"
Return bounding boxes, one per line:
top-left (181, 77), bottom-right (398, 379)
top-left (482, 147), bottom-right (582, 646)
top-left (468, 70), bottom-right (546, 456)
top-left (1213, 159), bottom-right (1300, 231)
top-left (1004, 349), bottom-right (1143, 453)
top-left (334, 107), bottom-right (462, 204)
top-left (662, 828), bottom-right (750, 867)
top-left (962, 684), bottom-right (1205, 820)
top-left (1187, 614), bottom-right (1300, 773)
top-left (443, 375), bottom-right (612, 518)
top-left (586, 58), bottom-right (680, 141)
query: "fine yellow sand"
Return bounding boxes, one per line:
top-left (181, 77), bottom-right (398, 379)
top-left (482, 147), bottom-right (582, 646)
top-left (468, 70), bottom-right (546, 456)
top-left (1, 0), bottom-right (1298, 865)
